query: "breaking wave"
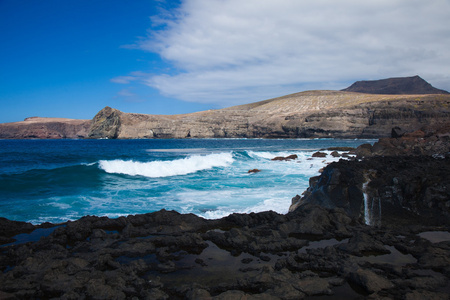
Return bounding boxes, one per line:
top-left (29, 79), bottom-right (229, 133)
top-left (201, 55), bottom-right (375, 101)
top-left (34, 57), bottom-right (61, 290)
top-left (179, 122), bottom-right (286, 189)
top-left (98, 152), bottom-right (234, 178)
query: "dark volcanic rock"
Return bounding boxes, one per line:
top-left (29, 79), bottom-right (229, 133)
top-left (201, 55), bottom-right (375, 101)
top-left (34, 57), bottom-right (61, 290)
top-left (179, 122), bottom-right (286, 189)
top-left (342, 75), bottom-right (449, 95)
top-left (1, 208), bottom-right (449, 299)
top-left (0, 218), bottom-right (35, 237)
top-left (355, 129), bottom-right (450, 158)
top-left (271, 154), bottom-right (298, 161)
top-left (292, 128), bottom-right (450, 228)
top-left (312, 151), bottom-right (327, 158)
top-left (2, 130), bottom-right (450, 299)
top-left (291, 155), bottom-right (450, 227)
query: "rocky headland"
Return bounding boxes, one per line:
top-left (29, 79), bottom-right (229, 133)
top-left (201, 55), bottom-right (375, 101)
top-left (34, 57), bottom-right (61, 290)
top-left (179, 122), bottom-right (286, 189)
top-left (0, 117), bottom-right (91, 139)
top-left (1, 76), bottom-right (450, 139)
top-left (1, 127), bottom-right (450, 299)
top-left (86, 92), bottom-right (450, 140)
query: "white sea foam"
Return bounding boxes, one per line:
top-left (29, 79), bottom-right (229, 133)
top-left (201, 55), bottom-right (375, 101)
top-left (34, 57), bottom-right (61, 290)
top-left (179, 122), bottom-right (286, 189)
top-left (246, 150), bottom-right (304, 160)
top-left (200, 196), bottom-right (291, 219)
top-left (98, 152), bottom-right (234, 178)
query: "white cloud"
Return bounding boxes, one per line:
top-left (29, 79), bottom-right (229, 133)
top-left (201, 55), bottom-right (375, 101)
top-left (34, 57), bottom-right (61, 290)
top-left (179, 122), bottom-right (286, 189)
top-left (117, 88), bottom-right (136, 97)
top-left (111, 76), bottom-right (138, 84)
top-left (135, 0), bottom-right (450, 106)
top-left (110, 71), bottom-right (150, 84)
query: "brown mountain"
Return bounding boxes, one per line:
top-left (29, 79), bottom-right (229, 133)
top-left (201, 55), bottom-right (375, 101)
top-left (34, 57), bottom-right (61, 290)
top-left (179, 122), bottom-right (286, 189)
top-left (2, 76), bottom-right (450, 139)
top-left (341, 75), bottom-right (449, 94)
top-left (87, 91), bottom-right (450, 139)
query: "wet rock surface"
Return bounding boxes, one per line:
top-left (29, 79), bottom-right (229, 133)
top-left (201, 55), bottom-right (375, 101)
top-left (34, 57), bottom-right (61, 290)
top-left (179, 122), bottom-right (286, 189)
top-left (1, 206), bottom-right (449, 299)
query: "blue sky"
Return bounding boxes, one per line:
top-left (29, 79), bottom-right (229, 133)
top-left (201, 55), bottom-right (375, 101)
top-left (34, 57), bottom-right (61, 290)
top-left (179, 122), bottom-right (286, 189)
top-left (1, 0), bottom-right (449, 123)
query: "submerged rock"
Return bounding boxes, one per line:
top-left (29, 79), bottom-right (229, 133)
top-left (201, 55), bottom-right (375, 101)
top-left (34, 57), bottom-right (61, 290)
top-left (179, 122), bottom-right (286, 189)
top-left (271, 154), bottom-right (298, 161)
top-left (312, 151), bottom-right (327, 158)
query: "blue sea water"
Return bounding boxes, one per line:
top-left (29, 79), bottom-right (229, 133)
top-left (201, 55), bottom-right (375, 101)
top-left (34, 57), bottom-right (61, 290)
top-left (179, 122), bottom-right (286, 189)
top-left (0, 139), bottom-right (374, 224)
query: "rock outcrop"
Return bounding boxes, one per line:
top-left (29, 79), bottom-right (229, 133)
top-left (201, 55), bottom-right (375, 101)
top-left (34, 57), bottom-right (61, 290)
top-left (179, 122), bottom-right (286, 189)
top-left (290, 129), bottom-right (450, 227)
top-left (87, 106), bottom-right (121, 139)
top-left (88, 91), bottom-right (450, 139)
top-left (342, 75), bottom-right (449, 95)
top-left (0, 117), bottom-right (91, 139)
top-left (1, 204), bottom-right (449, 299)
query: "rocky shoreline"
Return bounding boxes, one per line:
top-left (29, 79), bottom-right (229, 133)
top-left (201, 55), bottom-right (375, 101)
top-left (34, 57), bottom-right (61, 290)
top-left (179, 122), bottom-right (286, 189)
top-left (1, 129), bottom-right (450, 299)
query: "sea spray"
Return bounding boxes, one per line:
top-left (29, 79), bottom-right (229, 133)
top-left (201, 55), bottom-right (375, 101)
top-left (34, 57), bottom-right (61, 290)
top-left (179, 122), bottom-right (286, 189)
top-left (0, 138), bottom-right (376, 223)
top-left (99, 152), bottom-right (234, 178)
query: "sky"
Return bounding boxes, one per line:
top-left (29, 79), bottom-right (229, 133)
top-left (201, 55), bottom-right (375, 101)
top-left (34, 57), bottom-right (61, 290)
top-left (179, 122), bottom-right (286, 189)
top-left (1, 0), bottom-right (449, 123)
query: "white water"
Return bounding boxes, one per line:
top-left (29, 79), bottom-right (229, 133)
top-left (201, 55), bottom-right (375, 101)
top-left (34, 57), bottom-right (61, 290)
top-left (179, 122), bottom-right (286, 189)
top-left (362, 174), bottom-right (381, 226)
top-left (0, 138), bottom-right (376, 224)
top-left (99, 152), bottom-right (234, 178)
top-left (363, 180), bottom-right (371, 226)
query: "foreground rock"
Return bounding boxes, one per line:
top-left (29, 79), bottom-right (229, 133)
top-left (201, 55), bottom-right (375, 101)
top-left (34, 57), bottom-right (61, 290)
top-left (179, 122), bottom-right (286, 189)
top-left (291, 128), bottom-right (450, 225)
top-left (1, 207), bottom-right (449, 299)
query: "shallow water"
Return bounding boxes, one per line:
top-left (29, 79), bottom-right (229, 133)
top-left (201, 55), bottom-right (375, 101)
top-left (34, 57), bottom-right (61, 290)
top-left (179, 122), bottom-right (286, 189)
top-left (298, 238), bottom-right (349, 254)
top-left (357, 245), bottom-right (417, 266)
top-left (1, 226), bottom-right (64, 247)
top-left (418, 231), bottom-right (450, 243)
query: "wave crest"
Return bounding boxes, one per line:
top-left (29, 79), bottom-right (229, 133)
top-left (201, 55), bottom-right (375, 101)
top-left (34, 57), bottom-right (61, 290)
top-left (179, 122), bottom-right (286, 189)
top-left (98, 152), bottom-right (234, 178)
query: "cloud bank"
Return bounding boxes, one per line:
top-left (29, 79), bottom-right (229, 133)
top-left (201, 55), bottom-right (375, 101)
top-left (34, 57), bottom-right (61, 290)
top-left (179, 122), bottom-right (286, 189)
top-left (135, 0), bottom-right (450, 106)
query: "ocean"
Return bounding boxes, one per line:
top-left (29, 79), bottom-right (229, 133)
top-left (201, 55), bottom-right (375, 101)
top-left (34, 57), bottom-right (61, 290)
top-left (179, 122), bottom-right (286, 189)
top-left (0, 139), bottom-right (374, 224)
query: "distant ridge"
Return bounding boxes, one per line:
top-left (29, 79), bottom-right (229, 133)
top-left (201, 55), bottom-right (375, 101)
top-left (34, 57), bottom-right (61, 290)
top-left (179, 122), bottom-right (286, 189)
top-left (342, 75), bottom-right (449, 95)
top-left (2, 76), bottom-right (450, 139)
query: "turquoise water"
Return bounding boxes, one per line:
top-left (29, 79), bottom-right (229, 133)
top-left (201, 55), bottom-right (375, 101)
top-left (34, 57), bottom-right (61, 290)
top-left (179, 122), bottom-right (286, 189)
top-left (0, 139), bottom-right (373, 224)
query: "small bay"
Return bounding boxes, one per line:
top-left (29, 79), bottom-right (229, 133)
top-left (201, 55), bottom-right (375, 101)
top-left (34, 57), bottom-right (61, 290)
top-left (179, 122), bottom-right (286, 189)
top-left (0, 138), bottom-right (374, 224)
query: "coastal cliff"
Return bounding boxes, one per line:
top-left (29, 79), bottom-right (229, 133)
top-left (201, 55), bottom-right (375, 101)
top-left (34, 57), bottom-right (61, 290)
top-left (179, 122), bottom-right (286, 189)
top-left (0, 117), bottom-right (91, 139)
top-left (88, 91), bottom-right (450, 139)
top-left (2, 76), bottom-right (449, 139)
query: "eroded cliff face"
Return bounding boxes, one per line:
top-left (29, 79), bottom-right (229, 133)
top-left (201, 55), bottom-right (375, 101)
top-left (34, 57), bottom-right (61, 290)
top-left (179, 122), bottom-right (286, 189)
top-left (0, 117), bottom-right (91, 139)
top-left (88, 91), bottom-right (450, 139)
top-left (2, 90), bottom-right (450, 139)
top-left (87, 106), bottom-right (121, 139)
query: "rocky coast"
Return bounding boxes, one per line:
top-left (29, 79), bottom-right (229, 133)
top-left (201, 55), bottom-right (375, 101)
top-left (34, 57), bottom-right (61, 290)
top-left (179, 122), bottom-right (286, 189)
top-left (1, 128), bottom-right (450, 299)
top-left (2, 76), bottom-right (450, 140)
